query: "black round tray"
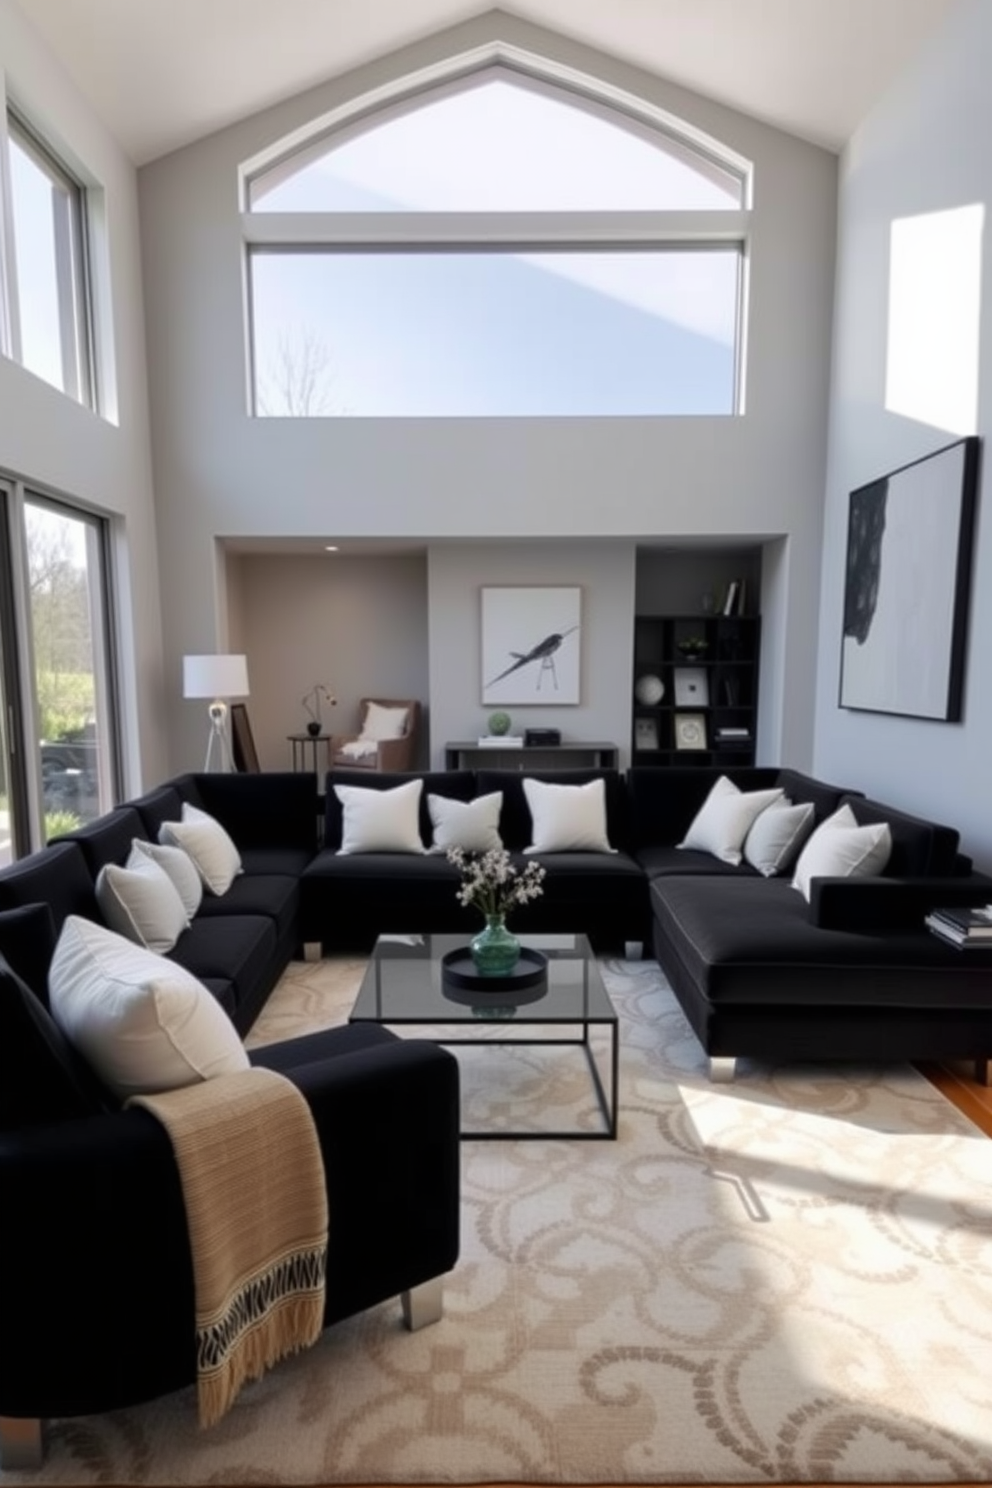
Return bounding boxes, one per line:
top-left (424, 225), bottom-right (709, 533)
top-left (441, 947), bottom-right (548, 1007)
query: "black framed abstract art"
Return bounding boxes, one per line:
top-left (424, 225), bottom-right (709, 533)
top-left (839, 435), bottom-right (980, 721)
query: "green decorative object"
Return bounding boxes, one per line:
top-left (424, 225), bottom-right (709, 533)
top-left (470, 914), bottom-right (522, 977)
top-left (487, 710), bottom-right (512, 736)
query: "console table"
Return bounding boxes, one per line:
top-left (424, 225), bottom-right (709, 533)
top-left (444, 741), bottom-right (619, 771)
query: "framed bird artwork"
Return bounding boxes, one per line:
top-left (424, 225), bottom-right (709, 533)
top-left (481, 586), bottom-right (581, 705)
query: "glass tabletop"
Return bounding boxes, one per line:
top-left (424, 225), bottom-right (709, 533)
top-left (350, 931), bottom-right (617, 1026)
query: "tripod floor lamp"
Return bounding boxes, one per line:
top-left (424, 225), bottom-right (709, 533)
top-left (183, 654), bottom-right (250, 772)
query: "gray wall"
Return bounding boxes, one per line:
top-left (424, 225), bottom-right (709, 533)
top-left (428, 541), bottom-right (635, 765)
top-left (137, 12), bottom-right (838, 775)
top-left (814, 0), bottom-right (992, 869)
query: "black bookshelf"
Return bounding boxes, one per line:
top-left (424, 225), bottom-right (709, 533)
top-left (631, 614), bottom-right (760, 767)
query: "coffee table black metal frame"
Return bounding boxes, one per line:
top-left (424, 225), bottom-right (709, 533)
top-left (349, 932), bottom-right (619, 1140)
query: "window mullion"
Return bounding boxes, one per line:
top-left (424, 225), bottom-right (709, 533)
top-left (243, 209), bottom-right (749, 248)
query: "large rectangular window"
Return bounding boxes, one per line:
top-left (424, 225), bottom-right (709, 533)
top-left (250, 246), bottom-right (741, 416)
top-left (6, 113), bottom-right (93, 406)
top-left (25, 497), bottom-right (118, 838)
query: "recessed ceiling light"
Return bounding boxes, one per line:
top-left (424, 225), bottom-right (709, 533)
top-left (324, 544), bottom-right (339, 552)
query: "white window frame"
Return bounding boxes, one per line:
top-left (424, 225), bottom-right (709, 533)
top-left (240, 47), bottom-right (753, 417)
top-left (2, 106), bottom-right (96, 408)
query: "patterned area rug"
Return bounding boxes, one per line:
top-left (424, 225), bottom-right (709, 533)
top-left (18, 956), bottom-right (992, 1484)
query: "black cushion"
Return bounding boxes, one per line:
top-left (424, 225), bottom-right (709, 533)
top-left (0, 902), bottom-right (58, 1005)
top-left (0, 950), bottom-right (108, 1131)
top-left (651, 875), bottom-right (992, 1007)
top-left (840, 794), bottom-right (960, 877)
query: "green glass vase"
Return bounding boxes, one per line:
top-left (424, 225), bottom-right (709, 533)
top-left (470, 915), bottom-right (521, 977)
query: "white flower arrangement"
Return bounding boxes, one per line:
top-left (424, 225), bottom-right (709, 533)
top-left (302, 683), bottom-right (336, 726)
top-left (447, 846), bottom-right (546, 921)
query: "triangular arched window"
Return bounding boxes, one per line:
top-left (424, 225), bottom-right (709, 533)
top-left (250, 70), bottom-right (744, 213)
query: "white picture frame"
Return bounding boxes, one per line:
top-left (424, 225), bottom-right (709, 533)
top-left (673, 666), bottom-right (709, 707)
top-left (674, 712), bottom-right (708, 750)
top-left (481, 587), bottom-right (581, 705)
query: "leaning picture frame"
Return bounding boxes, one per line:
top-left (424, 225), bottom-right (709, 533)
top-left (481, 586), bottom-right (581, 705)
top-left (673, 666), bottom-right (709, 707)
top-left (674, 712), bottom-right (708, 751)
top-left (635, 717), bottom-right (659, 751)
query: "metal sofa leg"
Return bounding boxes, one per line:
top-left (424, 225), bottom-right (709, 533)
top-left (401, 1275), bottom-right (444, 1331)
top-left (303, 941), bottom-right (322, 962)
top-left (708, 1056), bottom-right (737, 1083)
top-left (0, 1417), bottom-right (43, 1469)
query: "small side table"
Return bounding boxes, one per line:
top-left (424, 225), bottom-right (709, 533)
top-left (287, 732), bottom-right (332, 776)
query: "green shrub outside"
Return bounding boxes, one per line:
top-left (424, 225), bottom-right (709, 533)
top-left (44, 808), bottom-right (83, 841)
top-left (37, 671), bottom-right (94, 743)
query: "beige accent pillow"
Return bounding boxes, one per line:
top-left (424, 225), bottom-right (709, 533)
top-left (48, 916), bottom-right (248, 1101)
top-left (428, 792), bottom-right (503, 854)
top-left (159, 803), bottom-right (242, 896)
top-left (130, 838), bottom-right (203, 919)
top-left (522, 778), bottom-right (615, 854)
top-left (96, 849), bottom-right (189, 954)
top-left (335, 779), bottom-right (424, 854)
top-left (791, 804), bottom-right (892, 901)
top-left (361, 702), bottom-right (409, 742)
top-left (678, 776), bottom-right (785, 866)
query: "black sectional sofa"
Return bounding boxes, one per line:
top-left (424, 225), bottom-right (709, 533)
top-left (0, 771), bottom-right (461, 1466)
top-left (3, 759), bottom-right (992, 1461)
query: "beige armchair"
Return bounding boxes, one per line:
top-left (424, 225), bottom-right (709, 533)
top-left (330, 697), bottom-right (421, 773)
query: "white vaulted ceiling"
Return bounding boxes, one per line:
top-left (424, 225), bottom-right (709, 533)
top-left (13, 0), bottom-right (954, 166)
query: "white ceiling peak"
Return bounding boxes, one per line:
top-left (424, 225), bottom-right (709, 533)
top-left (13, 0), bottom-right (954, 166)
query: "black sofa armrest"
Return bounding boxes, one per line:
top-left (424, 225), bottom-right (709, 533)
top-left (809, 875), bottom-right (992, 933)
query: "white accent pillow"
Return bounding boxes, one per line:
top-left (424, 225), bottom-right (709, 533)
top-left (791, 804), bottom-right (892, 902)
top-left (48, 916), bottom-right (248, 1101)
top-left (335, 779), bottom-right (424, 854)
top-left (522, 778), bottom-right (615, 854)
top-left (130, 838), bottom-right (203, 919)
top-left (361, 702), bottom-right (409, 742)
top-left (743, 800), bottom-right (816, 878)
top-left (159, 803), bottom-right (242, 896)
top-left (678, 776), bottom-right (785, 866)
top-left (96, 849), bottom-right (189, 954)
top-left (428, 792), bottom-right (503, 854)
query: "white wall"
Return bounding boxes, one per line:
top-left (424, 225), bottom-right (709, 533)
top-left (0, 0), bottom-right (165, 791)
top-left (814, 0), bottom-right (992, 869)
top-left (137, 12), bottom-right (838, 775)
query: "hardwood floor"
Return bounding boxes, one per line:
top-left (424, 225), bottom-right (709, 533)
top-left (920, 1056), bottom-right (992, 1137)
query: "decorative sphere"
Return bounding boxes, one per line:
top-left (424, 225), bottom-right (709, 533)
top-left (487, 710), bottom-right (512, 736)
top-left (635, 674), bottom-right (665, 706)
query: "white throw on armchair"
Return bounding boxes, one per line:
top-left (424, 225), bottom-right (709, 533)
top-left (330, 698), bottom-right (421, 773)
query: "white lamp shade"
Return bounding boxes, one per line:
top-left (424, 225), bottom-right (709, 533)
top-left (183, 654), bottom-right (249, 699)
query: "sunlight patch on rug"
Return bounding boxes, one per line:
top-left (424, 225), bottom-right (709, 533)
top-left (15, 956), bottom-right (992, 1485)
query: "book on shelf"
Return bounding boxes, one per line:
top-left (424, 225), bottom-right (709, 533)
top-left (477, 734), bottom-right (524, 747)
top-left (722, 580), bottom-right (739, 616)
top-left (716, 726), bottom-right (750, 738)
top-left (925, 906), bottom-right (992, 945)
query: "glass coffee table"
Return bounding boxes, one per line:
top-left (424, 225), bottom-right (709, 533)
top-left (349, 932), bottom-right (619, 1139)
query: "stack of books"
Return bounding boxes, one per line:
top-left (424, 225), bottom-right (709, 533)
top-left (715, 726), bottom-right (751, 744)
top-left (477, 734), bottom-right (523, 747)
top-left (925, 905), bottom-right (992, 948)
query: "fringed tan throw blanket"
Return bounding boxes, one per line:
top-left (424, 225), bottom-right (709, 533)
top-left (131, 1067), bottom-right (328, 1428)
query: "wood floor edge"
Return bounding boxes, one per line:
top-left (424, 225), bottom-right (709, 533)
top-left (917, 1061), bottom-right (992, 1137)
